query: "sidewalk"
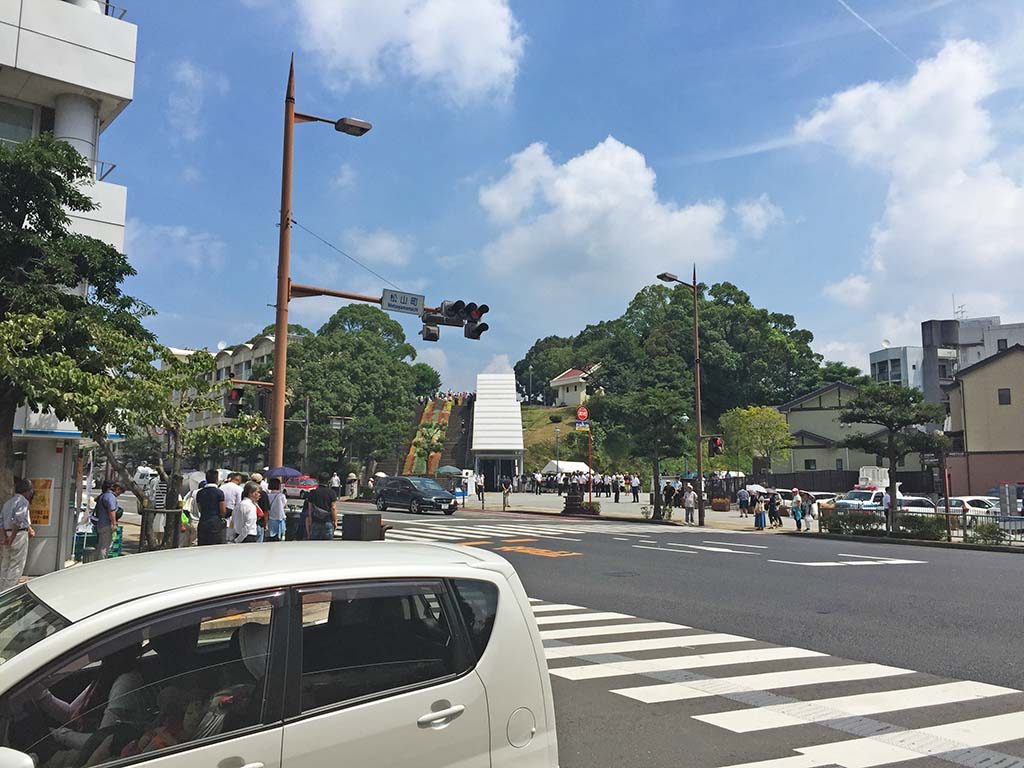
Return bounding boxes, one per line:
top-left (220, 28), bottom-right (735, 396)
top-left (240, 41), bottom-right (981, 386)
top-left (473, 492), bottom-right (785, 533)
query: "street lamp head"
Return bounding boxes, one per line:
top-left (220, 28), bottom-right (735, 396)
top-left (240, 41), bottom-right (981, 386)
top-left (657, 272), bottom-right (680, 283)
top-left (335, 117), bottom-right (372, 136)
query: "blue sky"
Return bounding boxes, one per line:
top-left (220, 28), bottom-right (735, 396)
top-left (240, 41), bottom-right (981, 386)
top-left (108, 0), bottom-right (1024, 390)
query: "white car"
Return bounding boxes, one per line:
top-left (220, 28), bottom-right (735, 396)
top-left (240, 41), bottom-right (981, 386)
top-left (0, 544), bottom-right (558, 768)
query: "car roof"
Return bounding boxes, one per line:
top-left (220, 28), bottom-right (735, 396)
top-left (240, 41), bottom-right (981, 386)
top-left (29, 542), bottom-right (500, 623)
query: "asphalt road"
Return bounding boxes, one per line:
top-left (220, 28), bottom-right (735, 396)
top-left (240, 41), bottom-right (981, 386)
top-left (350, 503), bottom-right (1024, 768)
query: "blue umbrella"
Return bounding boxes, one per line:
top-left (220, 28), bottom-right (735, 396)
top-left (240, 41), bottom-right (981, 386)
top-left (267, 466), bottom-right (302, 479)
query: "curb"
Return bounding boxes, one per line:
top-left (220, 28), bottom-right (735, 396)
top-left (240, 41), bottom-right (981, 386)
top-left (788, 531), bottom-right (1024, 554)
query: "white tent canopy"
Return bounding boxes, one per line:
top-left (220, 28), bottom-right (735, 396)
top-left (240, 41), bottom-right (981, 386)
top-left (541, 460), bottom-right (594, 475)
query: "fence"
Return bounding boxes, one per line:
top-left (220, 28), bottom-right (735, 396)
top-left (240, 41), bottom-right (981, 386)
top-left (818, 507), bottom-right (1024, 546)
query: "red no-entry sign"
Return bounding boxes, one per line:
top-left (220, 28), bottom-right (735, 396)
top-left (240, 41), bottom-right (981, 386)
top-left (576, 405), bottom-right (589, 421)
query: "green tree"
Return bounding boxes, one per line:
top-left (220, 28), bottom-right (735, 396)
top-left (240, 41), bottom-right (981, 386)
top-left (0, 135), bottom-right (153, 499)
top-left (719, 406), bottom-right (792, 474)
top-left (588, 388), bottom-right (689, 520)
top-left (838, 383), bottom-right (945, 532)
top-left (412, 423), bottom-right (446, 473)
top-left (411, 362), bottom-right (442, 400)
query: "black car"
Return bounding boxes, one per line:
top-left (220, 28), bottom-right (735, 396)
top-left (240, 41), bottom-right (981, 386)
top-left (374, 476), bottom-right (457, 515)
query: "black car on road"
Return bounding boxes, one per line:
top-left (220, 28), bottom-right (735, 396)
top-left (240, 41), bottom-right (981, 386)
top-left (374, 476), bottom-right (457, 515)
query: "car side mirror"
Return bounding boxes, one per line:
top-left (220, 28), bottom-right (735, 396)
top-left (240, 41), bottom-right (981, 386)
top-left (0, 747), bottom-right (35, 768)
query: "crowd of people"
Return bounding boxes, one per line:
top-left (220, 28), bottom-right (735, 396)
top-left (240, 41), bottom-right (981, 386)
top-left (416, 390), bottom-right (475, 406)
top-left (518, 471), bottom-right (645, 503)
top-left (737, 487), bottom-right (815, 532)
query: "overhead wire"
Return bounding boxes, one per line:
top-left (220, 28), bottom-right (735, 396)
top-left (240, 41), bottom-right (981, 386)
top-left (289, 216), bottom-right (405, 291)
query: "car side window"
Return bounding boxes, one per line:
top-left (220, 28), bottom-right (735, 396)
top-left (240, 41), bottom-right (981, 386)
top-left (297, 581), bottom-right (464, 714)
top-left (2, 595), bottom-right (281, 768)
top-left (451, 579), bottom-right (499, 659)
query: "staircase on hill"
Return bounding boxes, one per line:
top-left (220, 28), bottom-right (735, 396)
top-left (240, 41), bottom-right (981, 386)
top-left (372, 402), bottom-right (425, 477)
top-left (437, 400), bottom-right (474, 472)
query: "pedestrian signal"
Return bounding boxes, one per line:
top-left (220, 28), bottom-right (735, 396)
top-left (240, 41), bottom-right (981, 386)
top-left (708, 436), bottom-right (724, 456)
top-left (224, 387), bottom-right (244, 418)
top-left (420, 324), bottom-right (440, 342)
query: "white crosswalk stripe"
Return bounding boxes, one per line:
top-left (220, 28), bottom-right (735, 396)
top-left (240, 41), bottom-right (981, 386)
top-left (529, 599), bottom-right (1024, 768)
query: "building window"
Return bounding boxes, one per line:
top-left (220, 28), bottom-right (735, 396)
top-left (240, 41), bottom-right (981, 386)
top-left (0, 100), bottom-right (35, 145)
top-left (998, 388), bottom-right (1012, 405)
top-left (997, 338), bottom-right (1008, 352)
top-left (836, 458), bottom-right (844, 471)
top-left (804, 459), bottom-right (817, 470)
top-left (875, 360), bottom-right (889, 382)
top-left (938, 364), bottom-right (949, 379)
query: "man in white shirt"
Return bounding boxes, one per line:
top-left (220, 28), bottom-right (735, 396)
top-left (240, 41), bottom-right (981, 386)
top-left (329, 471), bottom-right (341, 499)
top-left (220, 473), bottom-right (242, 524)
top-left (1, 479), bottom-right (35, 590)
top-left (630, 474), bottom-right (641, 503)
top-left (533, 471), bottom-right (542, 495)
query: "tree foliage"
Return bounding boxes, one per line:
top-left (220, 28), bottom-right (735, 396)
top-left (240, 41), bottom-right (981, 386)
top-left (411, 362), bottom-right (442, 399)
top-left (839, 383), bottom-right (945, 531)
top-left (719, 406), bottom-right (792, 472)
top-left (0, 135), bottom-right (154, 499)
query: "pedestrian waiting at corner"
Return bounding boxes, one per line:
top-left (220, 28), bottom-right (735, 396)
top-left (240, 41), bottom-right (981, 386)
top-left (0, 478), bottom-right (36, 590)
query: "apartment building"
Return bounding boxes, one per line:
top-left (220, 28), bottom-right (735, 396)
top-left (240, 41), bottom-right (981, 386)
top-left (2, 0), bottom-right (137, 574)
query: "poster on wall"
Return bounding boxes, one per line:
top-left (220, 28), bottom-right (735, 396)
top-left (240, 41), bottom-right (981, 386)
top-left (30, 478), bottom-right (53, 527)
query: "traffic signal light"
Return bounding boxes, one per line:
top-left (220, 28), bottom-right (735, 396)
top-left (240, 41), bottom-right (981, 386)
top-left (708, 436), bottom-right (723, 456)
top-left (439, 300), bottom-right (467, 327)
top-left (464, 302), bottom-right (489, 340)
top-left (224, 387), bottom-right (244, 418)
top-left (419, 324), bottom-right (440, 342)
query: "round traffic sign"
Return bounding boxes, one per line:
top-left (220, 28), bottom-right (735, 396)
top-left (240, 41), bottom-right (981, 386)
top-left (576, 405), bottom-right (589, 421)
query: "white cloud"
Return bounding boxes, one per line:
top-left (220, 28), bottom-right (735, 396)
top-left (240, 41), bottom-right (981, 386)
top-left (483, 353), bottom-right (513, 374)
top-left (181, 165), bottom-right (201, 184)
top-left (814, 339), bottom-right (869, 370)
top-left (824, 274), bottom-right (872, 307)
top-left (734, 194), bottom-right (784, 238)
top-left (293, 0), bottom-right (525, 102)
top-left (167, 60), bottom-right (229, 143)
top-left (797, 39), bottom-right (1024, 351)
top-left (333, 163), bottom-right (357, 190)
top-left (478, 137), bottom-right (734, 314)
top-left (126, 218), bottom-right (227, 272)
top-left (346, 228), bottom-right (413, 266)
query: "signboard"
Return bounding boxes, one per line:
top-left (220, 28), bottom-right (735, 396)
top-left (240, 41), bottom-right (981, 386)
top-left (575, 420), bottom-right (590, 432)
top-left (576, 405), bottom-right (589, 421)
top-left (29, 478), bottom-right (53, 527)
top-left (381, 290), bottom-right (425, 317)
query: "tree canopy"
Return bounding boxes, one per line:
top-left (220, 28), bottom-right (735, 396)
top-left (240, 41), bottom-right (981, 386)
top-left (719, 405), bottom-right (792, 472)
top-left (0, 135), bottom-right (153, 498)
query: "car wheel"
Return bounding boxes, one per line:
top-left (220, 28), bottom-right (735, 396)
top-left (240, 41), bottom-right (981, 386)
top-left (444, 506), bottom-right (456, 516)
top-left (410, 498), bottom-right (420, 515)
top-left (376, 496), bottom-right (387, 511)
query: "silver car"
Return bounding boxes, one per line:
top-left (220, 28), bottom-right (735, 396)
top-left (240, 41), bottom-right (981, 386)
top-left (0, 544), bottom-right (559, 768)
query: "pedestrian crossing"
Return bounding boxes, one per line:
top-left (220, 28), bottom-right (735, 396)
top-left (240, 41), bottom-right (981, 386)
top-left (367, 518), bottom-right (709, 545)
top-left (531, 600), bottom-right (1024, 768)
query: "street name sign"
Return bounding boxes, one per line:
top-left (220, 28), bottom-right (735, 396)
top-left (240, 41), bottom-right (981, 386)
top-left (381, 290), bottom-right (425, 317)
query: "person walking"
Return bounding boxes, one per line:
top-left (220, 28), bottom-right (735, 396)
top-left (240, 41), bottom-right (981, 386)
top-left (662, 481), bottom-right (675, 519)
top-left (233, 482), bottom-right (261, 543)
top-left (475, 475), bottom-right (486, 503)
top-left (330, 471), bottom-right (341, 499)
top-left (305, 472), bottom-right (338, 540)
top-left (93, 481), bottom-right (121, 559)
top-left (1, 478), bottom-right (35, 590)
top-left (612, 474), bottom-right (621, 503)
top-left (534, 471), bottom-right (543, 495)
top-left (631, 473), bottom-right (641, 503)
top-left (766, 490), bottom-right (781, 529)
top-left (737, 487), bottom-right (750, 518)
top-left (683, 483), bottom-right (698, 525)
top-left (792, 489), bottom-right (805, 531)
top-left (753, 493), bottom-right (766, 531)
top-left (267, 478), bottom-right (288, 541)
top-left (196, 469), bottom-right (227, 545)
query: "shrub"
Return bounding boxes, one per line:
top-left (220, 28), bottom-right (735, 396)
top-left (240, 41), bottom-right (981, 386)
top-left (578, 501), bottom-right (601, 515)
top-left (841, 511), bottom-right (884, 536)
top-left (966, 521), bottom-right (1007, 546)
top-left (895, 514), bottom-right (947, 541)
top-left (549, 413), bottom-right (563, 423)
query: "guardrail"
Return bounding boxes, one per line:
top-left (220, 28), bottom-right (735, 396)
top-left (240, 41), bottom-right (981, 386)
top-left (818, 508), bottom-right (1024, 546)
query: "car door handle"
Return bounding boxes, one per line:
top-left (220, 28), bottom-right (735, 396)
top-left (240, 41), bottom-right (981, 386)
top-left (417, 704), bottom-right (465, 728)
top-left (240, 763), bottom-right (265, 768)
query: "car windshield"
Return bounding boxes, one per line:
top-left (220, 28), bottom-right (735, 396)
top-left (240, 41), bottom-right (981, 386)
top-left (845, 491), bottom-right (874, 501)
top-left (409, 478), bottom-right (446, 493)
top-left (0, 586), bottom-right (68, 665)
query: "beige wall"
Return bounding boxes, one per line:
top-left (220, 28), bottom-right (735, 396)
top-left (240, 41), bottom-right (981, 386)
top-left (949, 352), bottom-right (1024, 452)
top-left (554, 382), bottom-right (587, 407)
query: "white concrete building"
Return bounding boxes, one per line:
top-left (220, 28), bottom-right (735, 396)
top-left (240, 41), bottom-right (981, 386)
top-left (868, 346), bottom-right (925, 390)
top-left (2, 0), bottom-right (136, 574)
top-left (549, 363), bottom-right (600, 407)
top-left (185, 336), bottom-right (276, 430)
top-left (471, 374), bottom-right (524, 490)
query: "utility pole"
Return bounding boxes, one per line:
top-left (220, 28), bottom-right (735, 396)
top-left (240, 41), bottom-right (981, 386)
top-left (303, 394), bottom-right (310, 473)
top-left (555, 427), bottom-right (561, 469)
top-left (529, 364), bottom-right (533, 405)
top-left (693, 265), bottom-right (705, 527)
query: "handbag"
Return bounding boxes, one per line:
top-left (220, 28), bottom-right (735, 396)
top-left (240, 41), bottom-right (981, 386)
top-left (311, 503), bottom-right (332, 524)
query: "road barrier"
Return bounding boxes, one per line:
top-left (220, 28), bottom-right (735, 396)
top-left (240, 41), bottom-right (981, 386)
top-left (819, 507), bottom-right (1024, 546)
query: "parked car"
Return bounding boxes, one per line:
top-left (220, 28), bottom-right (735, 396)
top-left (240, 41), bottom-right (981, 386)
top-left (0, 544), bottom-right (558, 767)
top-left (284, 474), bottom-right (318, 499)
top-left (895, 496), bottom-right (938, 514)
top-left (834, 488), bottom-right (904, 512)
top-left (938, 496), bottom-right (1001, 513)
top-left (375, 476), bottom-right (458, 514)
top-left (812, 491), bottom-right (842, 512)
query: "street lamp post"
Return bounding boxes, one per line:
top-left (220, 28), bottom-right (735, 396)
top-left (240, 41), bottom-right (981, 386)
top-left (657, 267), bottom-right (705, 527)
top-left (270, 56), bottom-right (372, 469)
top-left (555, 427), bottom-right (561, 469)
top-left (529, 364), bottom-right (534, 405)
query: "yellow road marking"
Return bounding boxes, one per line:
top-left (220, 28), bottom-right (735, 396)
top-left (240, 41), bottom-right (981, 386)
top-left (495, 545), bottom-right (582, 558)
top-left (459, 540), bottom-right (493, 546)
top-left (501, 538), bottom-right (539, 543)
